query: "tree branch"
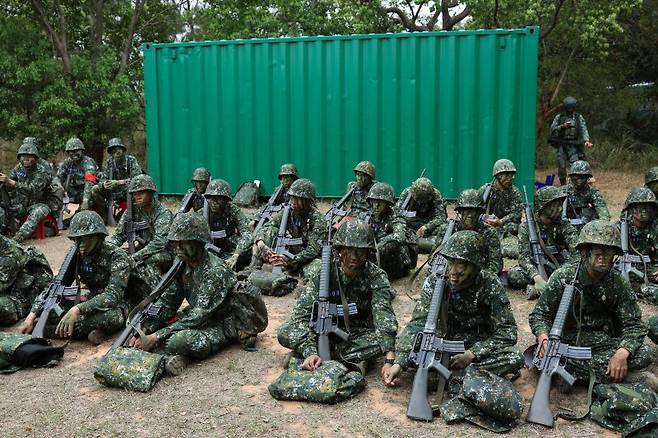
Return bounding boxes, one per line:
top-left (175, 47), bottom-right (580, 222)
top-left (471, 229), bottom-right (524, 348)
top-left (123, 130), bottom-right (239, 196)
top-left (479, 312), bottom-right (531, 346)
top-left (30, 0), bottom-right (72, 74)
top-left (540, 0), bottom-right (567, 41)
top-left (385, 6), bottom-right (427, 31)
top-left (118, 0), bottom-right (146, 76)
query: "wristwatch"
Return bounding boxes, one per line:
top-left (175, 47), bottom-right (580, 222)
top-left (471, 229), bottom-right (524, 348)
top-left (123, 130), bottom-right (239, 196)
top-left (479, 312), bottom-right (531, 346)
top-left (383, 358), bottom-right (395, 365)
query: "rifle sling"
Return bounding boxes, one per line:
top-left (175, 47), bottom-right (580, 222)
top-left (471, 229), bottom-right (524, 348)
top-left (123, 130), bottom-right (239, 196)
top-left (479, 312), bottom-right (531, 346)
top-left (534, 214), bottom-right (560, 267)
top-left (557, 366), bottom-right (595, 422)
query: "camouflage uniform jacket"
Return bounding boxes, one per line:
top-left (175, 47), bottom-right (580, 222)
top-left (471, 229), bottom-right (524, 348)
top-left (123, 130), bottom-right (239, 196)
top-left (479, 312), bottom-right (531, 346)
top-left (144, 251), bottom-right (237, 339)
top-left (109, 199), bottom-right (173, 262)
top-left (359, 208), bottom-right (412, 248)
top-left (479, 183), bottom-right (522, 227)
top-left (56, 156), bottom-right (99, 202)
top-left (434, 220), bottom-right (503, 274)
top-left (207, 203), bottom-right (253, 255)
top-left (550, 112), bottom-right (590, 144)
top-left (517, 216), bottom-right (578, 278)
top-left (183, 187), bottom-right (205, 212)
top-left (529, 261), bottom-right (646, 356)
top-left (618, 218), bottom-right (658, 264)
top-left (256, 207), bottom-right (326, 267)
top-left (564, 184), bottom-right (610, 224)
top-left (99, 155), bottom-right (142, 199)
top-left (7, 162), bottom-right (51, 206)
top-left (286, 260), bottom-right (397, 358)
top-left (30, 242), bottom-right (131, 315)
top-left (395, 270), bottom-right (518, 370)
top-left (395, 187), bottom-right (448, 233)
top-left (346, 180), bottom-right (375, 216)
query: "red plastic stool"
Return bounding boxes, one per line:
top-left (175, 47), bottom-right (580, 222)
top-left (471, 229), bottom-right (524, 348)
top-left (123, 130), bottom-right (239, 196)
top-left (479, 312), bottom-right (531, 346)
top-left (19, 214), bottom-right (59, 240)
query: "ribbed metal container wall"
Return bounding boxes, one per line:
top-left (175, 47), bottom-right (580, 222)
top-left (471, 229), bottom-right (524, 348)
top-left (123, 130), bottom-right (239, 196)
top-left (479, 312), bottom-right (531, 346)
top-left (143, 27), bottom-right (539, 197)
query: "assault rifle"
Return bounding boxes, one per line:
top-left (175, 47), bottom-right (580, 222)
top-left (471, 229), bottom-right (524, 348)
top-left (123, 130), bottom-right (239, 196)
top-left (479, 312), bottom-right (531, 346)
top-left (109, 259), bottom-right (185, 350)
top-left (561, 196), bottom-right (585, 227)
top-left (124, 193), bottom-right (149, 254)
top-left (271, 205), bottom-right (303, 275)
top-left (615, 211), bottom-right (647, 283)
top-left (526, 262), bottom-right (591, 427)
top-left (524, 186), bottom-right (549, 281)
top-left (57, 170), bottom-right (72, 230)
top-left (105, 164), bottom-right (118, 226)
top-left (406, 220), bottom-right (464, 421)
top-left (0, 181), bottom-right (19, 234)
top-left (32, 245), bottom-right (80, 338)
top-left (202, 201), bottom-right (226, 256)
top-left (177, 191), bottom-right (197, 215)
top-left (309, 209), bottom-right (358, 360)
top-left (325, 187), bottom-right (355, 224)
top-left (400, 169), bottom-right (426, 218)
top-left (482, 178), bottom-right (496, 215)
top-left (254, 185), bottom-right (284, 234)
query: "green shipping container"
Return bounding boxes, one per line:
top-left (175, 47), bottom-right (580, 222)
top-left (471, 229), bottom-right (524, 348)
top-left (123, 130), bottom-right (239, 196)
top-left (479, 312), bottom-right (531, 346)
top-left (143, 27), bottom-right (539, 198)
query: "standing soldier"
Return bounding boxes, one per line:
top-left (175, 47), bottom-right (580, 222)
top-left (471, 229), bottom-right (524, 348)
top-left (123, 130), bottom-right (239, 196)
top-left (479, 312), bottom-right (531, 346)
top-left (90, 137), bottom-right (142, 221)
top-left (180, 167), bottom-right (211, 213)
top-left (361, 182), bottom-right (418, 280)
top-left (109, 174), bottom-right (173, 273)
top-left (508, 186), bottom-right (578, 299)
top-left (0, 236), bottom-right (52, 326)
top-left (277, 219), bottom-right (398, 377)
top-left (480, 159), bottom-right (523, 258)
top-left (645, 166), bottom-right (658, 199)
top-left (549, 96), bottom-right (593, 185)
top-left (563, 160), bottom-right (610, 231)
top-left (395, 177), bottom-right (448, 253)
top-left (204, 179), bottom-right (253, 271)
top-left (345, 161), bottom-right (377, 216)
top-left (56, 137), bottom-right (99, 213)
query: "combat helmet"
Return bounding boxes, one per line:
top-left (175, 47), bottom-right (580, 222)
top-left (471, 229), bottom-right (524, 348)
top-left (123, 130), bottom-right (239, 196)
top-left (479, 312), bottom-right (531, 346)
top-left (568, 160), bottom-right (592, 176)
top-left (17, 138), bottom-right (39, 157)
top-left (455, 189), bottom-right (485, 211)
top-left (204, 179), bottom-right (232, 198)
top-left (107, 137), bottom-right (126, 151)
top-left (623, 187), bottom-right (657, 211)
top-left (440, 230), bottom-right (484, 269)
top-left (492, 159), bottom-right (516, 176)
top-left (333, 219), bottom-right (375, 250)
top-left (645, 167), bottom-right (658, 185)
top-left (287, 178), bottom-right (316, 200)
top-left (278, 163), bottom-right (299, 179)
top-left (68, 211), bottom-right (108, 238)
top-left (353, 161), bottom-right (376, 179)
top-left (367, 182), bottom-right (395, 205)
top-left (563, 96), bottom-right (577, 109)
top-left (128, 174), bottom-right (157, 193)
top-left (191, 167), bottom-right (211, 183)
top-left (574, 219), bottom-right (622, 254)
top-left (411, 177), bottom-right (437, 202)
top-left (65, 137), bottom-right (85, 152)
top-left (535, 186), bottom-right (567, 212)
top-left (168, 211), bottom-right (210, 243)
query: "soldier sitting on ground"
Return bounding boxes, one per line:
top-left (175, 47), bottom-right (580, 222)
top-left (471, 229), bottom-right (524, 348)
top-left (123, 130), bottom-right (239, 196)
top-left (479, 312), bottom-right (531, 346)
top-left (562, 160), bottom-right (610, 231)
top-left (56, 137), bottom-right (99, 216)
top-left (508, 186), bottom-right (578, 299)
top-left (250, 163), bottom-right (299, 229)
top-left (180, 167), bottom-right (211, 213)
top-left (344, 161), bottom-right (377, 216)
top-left (395, 177), bottom-right (447, 253)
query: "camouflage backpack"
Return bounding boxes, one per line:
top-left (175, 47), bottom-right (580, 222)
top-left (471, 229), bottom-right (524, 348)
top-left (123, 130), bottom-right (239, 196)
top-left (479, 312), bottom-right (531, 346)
top-left (94, 347), bottom-right (166, 392)
top-left (589, 383), bottom-right (658, 437)
top-left (0, 333), bottom-right (64, 374)
top-left (234, 180), bottom-right (261, 207)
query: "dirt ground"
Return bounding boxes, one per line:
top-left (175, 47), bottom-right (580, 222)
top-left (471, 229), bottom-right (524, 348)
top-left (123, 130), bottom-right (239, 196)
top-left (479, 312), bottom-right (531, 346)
top-left (0, 169), bottom-right (652, 437)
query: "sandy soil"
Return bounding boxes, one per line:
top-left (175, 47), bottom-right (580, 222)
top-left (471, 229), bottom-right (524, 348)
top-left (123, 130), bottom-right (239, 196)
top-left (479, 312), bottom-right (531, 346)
top-left (0, 170), bottom-right (653, 437)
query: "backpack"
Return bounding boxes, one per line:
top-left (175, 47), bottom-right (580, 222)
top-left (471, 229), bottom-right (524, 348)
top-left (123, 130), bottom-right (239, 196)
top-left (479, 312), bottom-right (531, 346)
top-left (234, 181), bottom-right (262, 207)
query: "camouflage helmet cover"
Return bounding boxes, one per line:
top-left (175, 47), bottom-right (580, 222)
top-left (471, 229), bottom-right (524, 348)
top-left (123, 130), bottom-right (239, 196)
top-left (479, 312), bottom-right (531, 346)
top-left (167, 211), bottom-right (210, 243)
top-left (455, 189), bottom-right (485, 211)
top-left (563, 96), bottom-right (577, 108)
top-left (535, 186), bottom-right (567, 211)
top-left (410, 177), bottom-right (436, 202)
top-left (278, 163), bottom-right (299, 179)
top-left (17, 139), bottom-right (39, 157)
top-left (645, 167), bottom-right (658, 185)
top-left (128, 174), bottom-right (157, 193)
top-left (568, 160), bottom-right (592, 176)
top-left (68, 210), bottom-right (108, 238)
top-left (204, 179), bottom-right (232, 198)
top-left (353, 161), bottom-right (376, 179)
top-left (22, 137), bottom-right (39, 148)
top-left (191, 167), bottom-right (211, 183)
top-left (492, 159), bottom-right (516, 176)
top-left (575, 219), bottom-right (622, 254)
top-left (624, 187), bottom-right (658, 211)
top-left (287, 178), bottom-right (316, 200)
top-left (440, 230), bottom-right (484, 269)
top-left (107, 137), bottom-right (126, 151)
top-left (333, 219), bottom-right (375, 250)
top-left (367, 182), bottom-right (395, 205)
top-left (65, 137), bottom-right (85, 152)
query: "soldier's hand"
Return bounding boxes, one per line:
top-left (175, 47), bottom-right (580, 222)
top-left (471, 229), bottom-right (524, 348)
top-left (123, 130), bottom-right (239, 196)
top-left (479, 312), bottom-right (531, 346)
top-left (226, 254), bottom-right (239, 270)
top-left (536, 334), bottom-right (549, 358)
top-left (127, 335), bottom-right (140, 348)
top-left (532, 274), bottom-right (547, 291)
top-left (485, 216), bottom-right (502, 227)
top-left (606, 348), bottom-right (630, 382)
top-left (19, 313), bottom-right (37, 334)
top-left (136, 334), bottom-right (158, 352)
top-left (55, 306), bottom-right (81, 338)
top-left (0, 173), bottom-right (7, 183)
top-left (416, 226), bottom-right (426, 238)
top-left (269, 254), bottom-right (289, 267)
top-left (585, 141), bottom-right (593, 149)
top-left (382, 363), bottom-right (401, 387)
top-left (650, 269), bottom-right (658, 282)
top-left (302, 354), bottom-right (322, 371)
top-left (449, 350), bottom-right (476, 369)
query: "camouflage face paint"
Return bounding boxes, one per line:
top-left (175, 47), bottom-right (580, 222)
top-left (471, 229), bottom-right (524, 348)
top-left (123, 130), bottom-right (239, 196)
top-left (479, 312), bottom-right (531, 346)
top-left (194, 181), bottom-right (208, 194)
top-left (369, 199), bottom-right (390, 219)
top-left (19, 155), bottom-right (37, 169)
top-left (447, 258), bottom-right (478, 290)
top-left (459, 208), bottom-right (480, 230)
top-left (495, 172), bottom-right (515, 189)
top-left (338, 247), bottom-right (369, 278)
top-left (355, 171), bottom-right (371, 189)
top-left (172, 240), bottom-right (204, 264)
top-left (75, 234), bottom-right (103, 257)
top-left (207, 196), bottom-right (227, 213)
top-left (132, 190), bottom-right (153, 209)
top-left (584, 245), bottom-right (616, 274)
top-left (281, 175), bottom-right (295, 189)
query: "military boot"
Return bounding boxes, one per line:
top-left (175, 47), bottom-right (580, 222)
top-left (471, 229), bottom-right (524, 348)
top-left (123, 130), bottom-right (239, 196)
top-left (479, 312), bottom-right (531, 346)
top-left (165, 355), bottom-right (188, 376)
top-left (526, 285), bottom-right (540, 301)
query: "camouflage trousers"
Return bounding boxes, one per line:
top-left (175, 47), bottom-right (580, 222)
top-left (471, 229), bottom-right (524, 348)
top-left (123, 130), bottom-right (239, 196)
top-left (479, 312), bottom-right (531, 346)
top-left (0, 273), bottom-right (52, 325)
top-left (14, 203), bottom-right (50, 243)
top-left (155, 324), bottom-right (236, 359)
top-left (468, 346), bottom-right (524, 377)
top-left (378, 241), bottom-right (418, 280)
top-left (557, 143), bottom-right (585, 185)
top-left (644, 315), bottom-right (658, 345)
top-left (0, 296), bottom-right (25, 326)
top-left (628, 268), bottom-right (658, 304)
top-left (41, 300), bottom-right (126, 339)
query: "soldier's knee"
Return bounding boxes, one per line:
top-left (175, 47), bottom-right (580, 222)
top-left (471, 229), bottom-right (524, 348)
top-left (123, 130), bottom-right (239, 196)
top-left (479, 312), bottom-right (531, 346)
top-left (276, 323), bottom-right (295, 349)
top-left (164, 330), bottom-right (212, 359)
top-left (507, 268), bottom-right (529, 289)
top-left (0, 298), bottom-right (20, 326)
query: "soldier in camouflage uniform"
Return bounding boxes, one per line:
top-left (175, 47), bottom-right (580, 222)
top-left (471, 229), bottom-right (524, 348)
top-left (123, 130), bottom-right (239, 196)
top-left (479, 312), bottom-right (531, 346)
top-left (90, 137), bottom-right (142, 218)
top-left (529, 220), bottom-right (654, 384)
top-left (249, 163), bottom-right (299, 229)
top-left (563, 160), bottom-right (610, 231)
top-left (19, 211), bottom-right (147, 344)
top-left (508, 186), bottom-right (578, 299)
top-left (129, 211), bottom-right (267, 375)
top-left (432, 189), bottom-right (502, 274)
top-left (56, 137), bottom-right (99, 212)
top-left (383, 231), bottom-right (523, 387)
top-left (0, 138), bottom-right (53, 243)
top-left (344, 161), bottom-right (376, 216)
top-left (180, 167), bottom-right (211, 213)
top-left (204, 179), bottom-right (252, 271)
top-left (395, 177), bottom-right (448, 253)
top-left (479, 159), bottom-right (523, 258)
top-left (0, 236), bottom-right (52, 325)
top-left (360, 182), bottom-right (418, 280)
top-left (109, 174), bottom-right (173, 273)
top-left (278, 219), bottom-right (398, 377)
top-left (645, 166), bottom-right (658, 199)
top-left (549, 96), bottom-right (593, 185)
